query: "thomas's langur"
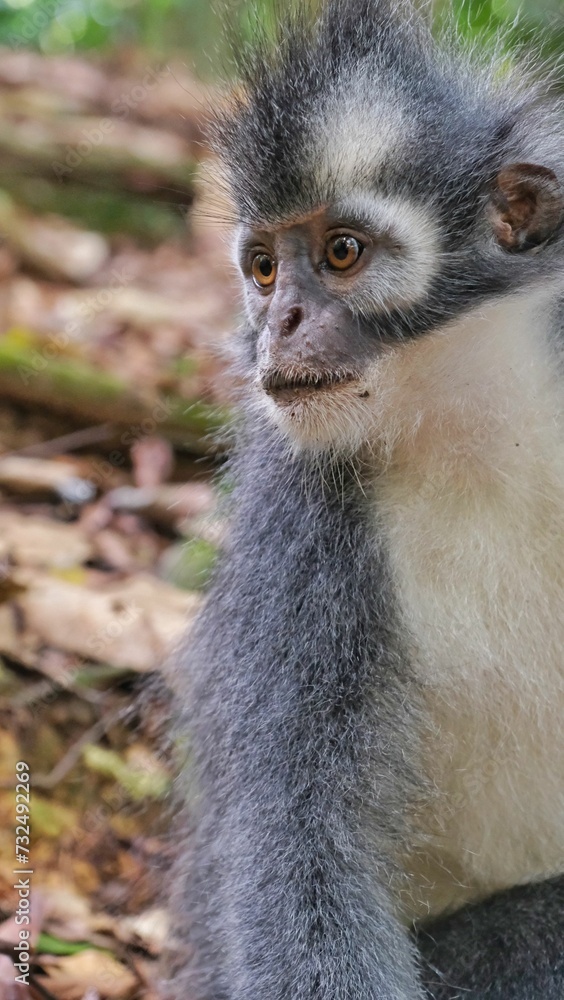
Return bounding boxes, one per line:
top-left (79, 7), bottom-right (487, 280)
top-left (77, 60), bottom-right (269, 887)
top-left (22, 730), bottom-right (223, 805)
top-left (172, 2), bottom-right (564, 997)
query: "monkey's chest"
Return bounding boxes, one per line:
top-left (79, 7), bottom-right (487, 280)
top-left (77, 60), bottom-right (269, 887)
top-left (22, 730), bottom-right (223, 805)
top-left (379, 473), bottom-right (564, 923)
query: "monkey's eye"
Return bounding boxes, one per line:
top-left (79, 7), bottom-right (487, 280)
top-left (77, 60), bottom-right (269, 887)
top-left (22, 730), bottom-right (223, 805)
top-left (252, 253), bottom-right (277, 288)
top-left (325, 235), bottom-right (363, 271)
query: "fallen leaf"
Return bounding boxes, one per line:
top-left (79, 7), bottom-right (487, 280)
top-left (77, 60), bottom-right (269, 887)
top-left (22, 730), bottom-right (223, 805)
top-left (0, 512), bottom-right (92, 569)
top-left (115, 908), bottom-right (168, 955)
top-left (36, 949), bottom-right (137, 1000)
top-left (81, 744), bottom-right (169, 801)
top-left (0, 571), bottom-right (199, 672)
top-left (40, 881), bottom-right (93, 942)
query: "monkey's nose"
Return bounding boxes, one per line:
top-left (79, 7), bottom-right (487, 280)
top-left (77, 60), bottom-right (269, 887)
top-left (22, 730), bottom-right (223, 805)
top-left (279, 306), bottom-right (303, 337)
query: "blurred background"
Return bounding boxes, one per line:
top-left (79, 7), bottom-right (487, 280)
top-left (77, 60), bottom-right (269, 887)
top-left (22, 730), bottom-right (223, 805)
top-left (0, 1), bottom-right (561, 998)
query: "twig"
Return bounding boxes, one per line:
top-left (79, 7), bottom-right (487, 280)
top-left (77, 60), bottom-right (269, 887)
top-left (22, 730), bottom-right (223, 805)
top-left (6, 424), bottom-right (114, 459)
top-left (32, 704), bottom-right (123, 790)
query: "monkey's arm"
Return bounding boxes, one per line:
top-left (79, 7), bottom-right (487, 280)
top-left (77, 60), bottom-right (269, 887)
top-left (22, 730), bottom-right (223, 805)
top-left (418, 875), bottom-right (564, 1000)
top-left (178, 424), bottom-right (423, 1000)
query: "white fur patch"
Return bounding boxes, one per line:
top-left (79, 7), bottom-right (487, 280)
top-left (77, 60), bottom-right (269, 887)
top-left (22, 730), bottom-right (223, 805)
top-left (369, 292), bottom-right (564, 922)
top-left (313, 80), bottom-right (406, 195)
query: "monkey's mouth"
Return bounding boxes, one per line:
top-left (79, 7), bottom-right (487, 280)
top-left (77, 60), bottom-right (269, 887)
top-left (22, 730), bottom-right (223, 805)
top-left (261, 369), bottom-right (359, 403)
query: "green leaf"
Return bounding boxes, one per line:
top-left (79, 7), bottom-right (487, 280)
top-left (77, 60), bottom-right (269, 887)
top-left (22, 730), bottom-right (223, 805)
top-left (82, 743), bottom-right (170, 800)
top-left (36, 934), bottom-right (94, 957)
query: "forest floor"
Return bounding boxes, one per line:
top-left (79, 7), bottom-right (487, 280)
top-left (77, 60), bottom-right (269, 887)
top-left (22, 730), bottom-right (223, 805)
top-left (0, 46), bottom-right (236, 1000)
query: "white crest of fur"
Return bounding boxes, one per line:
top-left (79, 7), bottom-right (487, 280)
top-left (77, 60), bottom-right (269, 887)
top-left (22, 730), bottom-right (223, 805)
top-left (313, 78), bottom-right (407, 194)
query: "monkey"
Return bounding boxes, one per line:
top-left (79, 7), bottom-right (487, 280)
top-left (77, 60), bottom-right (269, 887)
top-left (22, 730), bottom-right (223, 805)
top-left (171, 1), bottom-right (564, 997)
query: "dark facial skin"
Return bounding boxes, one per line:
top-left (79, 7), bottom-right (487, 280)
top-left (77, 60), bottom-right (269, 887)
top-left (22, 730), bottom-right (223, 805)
top-left (238, 210), bottom-right (379, 401)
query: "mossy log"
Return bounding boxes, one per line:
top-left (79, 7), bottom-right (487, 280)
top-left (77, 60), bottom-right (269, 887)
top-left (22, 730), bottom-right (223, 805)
top-left (0, 339), bottom-right (228, 453)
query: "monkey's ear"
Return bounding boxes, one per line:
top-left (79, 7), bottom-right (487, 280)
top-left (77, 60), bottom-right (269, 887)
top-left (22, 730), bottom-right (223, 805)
top-left (488, 163), bottom-right (564, 252)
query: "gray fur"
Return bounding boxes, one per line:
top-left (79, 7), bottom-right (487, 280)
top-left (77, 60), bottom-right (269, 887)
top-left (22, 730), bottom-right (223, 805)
top-left (418, 876), bottom-right (564, 999)
top-left (173, 428), bottom-right (423, 1000)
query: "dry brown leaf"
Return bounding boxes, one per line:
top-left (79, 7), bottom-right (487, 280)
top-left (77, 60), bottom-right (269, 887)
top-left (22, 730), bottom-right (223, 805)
top-left (39, 881), bottom-right (93, 942)
top-left (0, 512), bottom-right (92, 569)
top-left (36, 950), bottom-right (137, 1000)
top-left (114, 909), bottom-right (168, 956)
top-left (0, 570), bottom-right (199, 672)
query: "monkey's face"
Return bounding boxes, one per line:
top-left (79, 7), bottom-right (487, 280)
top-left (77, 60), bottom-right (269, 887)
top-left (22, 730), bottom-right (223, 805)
top-left (236, 163), bottom-right (564, 455)
top-left (237, 198), bottom-right (441, 453)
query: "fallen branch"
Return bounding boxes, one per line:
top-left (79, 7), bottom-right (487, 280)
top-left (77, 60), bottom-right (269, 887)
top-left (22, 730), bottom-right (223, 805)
top-left (0, 339), bottom-right (228, 452)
